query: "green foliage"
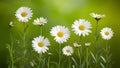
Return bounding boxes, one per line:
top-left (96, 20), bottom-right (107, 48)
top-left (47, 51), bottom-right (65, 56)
top-left (0, 0), bottom-right (119, 68)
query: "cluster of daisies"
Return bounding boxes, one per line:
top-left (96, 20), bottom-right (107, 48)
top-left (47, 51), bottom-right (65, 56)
top-left (14, 7), bottom-right (114, 57)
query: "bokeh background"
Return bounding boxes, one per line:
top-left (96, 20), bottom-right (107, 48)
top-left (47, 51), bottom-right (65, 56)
top-left (0, 0), bottom-right (120, 68)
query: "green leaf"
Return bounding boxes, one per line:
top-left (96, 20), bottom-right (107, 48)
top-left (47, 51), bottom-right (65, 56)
top-left (90, 51), bottom-right (97, 63)
top-left (82, 58), bottom-right (86, 68)
top-left (100, 62), bottom-right (105, 68)
top-left (100, 56), bottom-right (106, 63)
top-left (41, 58), bottom-right (46, 68)
top-left (50, 61), bottom-right (58, 67)
top-left (71, 57), bottom-right (78, 68)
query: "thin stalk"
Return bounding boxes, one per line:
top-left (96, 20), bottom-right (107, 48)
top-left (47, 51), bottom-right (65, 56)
top-left (48, 56), bottom-right (50, 68)
top-left (95, 21), bottom-right (99, 41)
top-left (79, 35), bottom-right (83, 68)
top-left (40, 26), bottom-right (42, 35)
top-left (86, 47), bottom-right (88, 68)
top-left (95, 20), bottom-right (99, 68)
top-left (68, 57), bottom-right (71, 68)
top-left (106, 40), bottom-right (108, 68)
top-left (23, 23), bottom-right (26, 54)
top-left (22, 23), bottom-right (27, 68)
top-left (78, 48), bottom-right (81, 68)
top-left (23, 23), bottom-right (26, 57)
top-left (58, 43), bottom-right (61, 68)
top-left (10, 30), bottom-right (14, 68)
top-left (38, 53), bottom-right (42, 68)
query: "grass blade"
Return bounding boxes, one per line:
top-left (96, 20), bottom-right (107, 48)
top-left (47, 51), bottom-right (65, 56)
top-left (71, 57), bottom-right (78, 68)
top-left (100, 62), bottom-right (105, 68)
top-left (100, 56), bottom-right (106, 63)
top-left (90, 51), bottom-right (97, 63)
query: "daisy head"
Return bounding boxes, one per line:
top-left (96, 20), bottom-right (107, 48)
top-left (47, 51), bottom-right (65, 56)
top-left (100, 27), bottom-right (114, 40)
top-left (72, 19), bottom-right (92, 36)
top-left (62, 46), bottom-right (73, 56)
top-left (73, 42), bottom-right (81, 48)
top-left (33, 17), bottom-right (47, 26)
top-left (15, 7), bottom-right (33, 22)
top-left (90, 13), bottom-right (105, 21)
top-left (50, 25), bottom-right (70, 44)
top-left (85, 42), bottom-right (91, 47)
top-left (32, 36), bottom-right (50, 54)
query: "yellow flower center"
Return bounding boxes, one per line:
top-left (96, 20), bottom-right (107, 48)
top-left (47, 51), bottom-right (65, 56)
top-left (79, 25), bottom-right (85, 30)
top-left (105, 32), bottom-right (109, 36)
top-left (38, 42), bottom-right (44, 47)
top-left (38, 22), bottom-right (44, 25)
top-left (21, 12), bottom-right (27, 17)
top-left (96, 15), bottom-right (100, 19)
top-left (57, 31), bottom-right (64, 37)
top-left (66, 49), bottom-right (70, 53)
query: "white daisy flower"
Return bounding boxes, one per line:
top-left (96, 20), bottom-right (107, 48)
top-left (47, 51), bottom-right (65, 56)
top-left (90, 13), bottom-right (105, 20)
top-left (100, 27), bottom-right (114, 40)
top-left (50, 25), bottom-right (70, 44)
top-left (85, 42), bottom-right (91, 47)
top-left (9, 21), bottom-right (14, 27)
top-left (72, 19), bottom-right (92, 36)
top-left (15, 7), bottom-right (33, 22)
top-left (62, 46), bottom-right (73, 56)
top-left (73, 42), bottom-right (81, 48)
top-left (33, 17), bottom-right (47, 26)
top-left (32, 36), bottom-right (50, 54)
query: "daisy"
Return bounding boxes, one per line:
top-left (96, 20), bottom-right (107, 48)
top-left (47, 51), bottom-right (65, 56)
top-left (32, 36), bottom-right (50, 54)
top-left (90, 13), bottom-right (105, 21)
top-left (72, 19), bottom-right (92, 36)
top-left (85, 42), bottom-right (91, 47)
top-left (15, 7), bottom-right (33, 22)
top-left (50, 25), bottom-right (70, 44)
top-left (73, 42), bottom-right (81, 48)
top-left (33, 17), bottom-right (47, 26)
top-left (62, 46), bottom-right (73, 56)
top-left (100, 27), bottom-right (114, 40)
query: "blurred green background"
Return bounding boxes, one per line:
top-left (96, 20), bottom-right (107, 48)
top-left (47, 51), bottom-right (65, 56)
top-left (0, 0), bottom-right (120, 68)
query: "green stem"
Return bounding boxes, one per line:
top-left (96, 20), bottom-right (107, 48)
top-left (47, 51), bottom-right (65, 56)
top-left (86, 47), bottom-right (88, 68)
top-left (78, 48), bottom-right (81, 68)
top-left (106, 40), bottom-right (108, 68)
top-left (68, 57), bottom-right (71, 68)
top-left (58, 44), bottom-right (61, 68)
top-left (10, 30), bottom-right (14, 68)
top-left (40, 26), bottom-right (42, 35)
top-left (95, 21), bottom-right (99, 41)
top-left (48, 56), bottom-right (50, 68)
top-left (95, 20), bottom-right (99, 68)
top-left (22, 23), bottom-right (27, 68)
top-left (23, 23), bottom-right (26, 54)
top-left (79, 35), bottom-right (82, 68)
top-left (23, 23), bottom-right (27, 56)
top-left (38, 54), bottom-right (42, 68)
